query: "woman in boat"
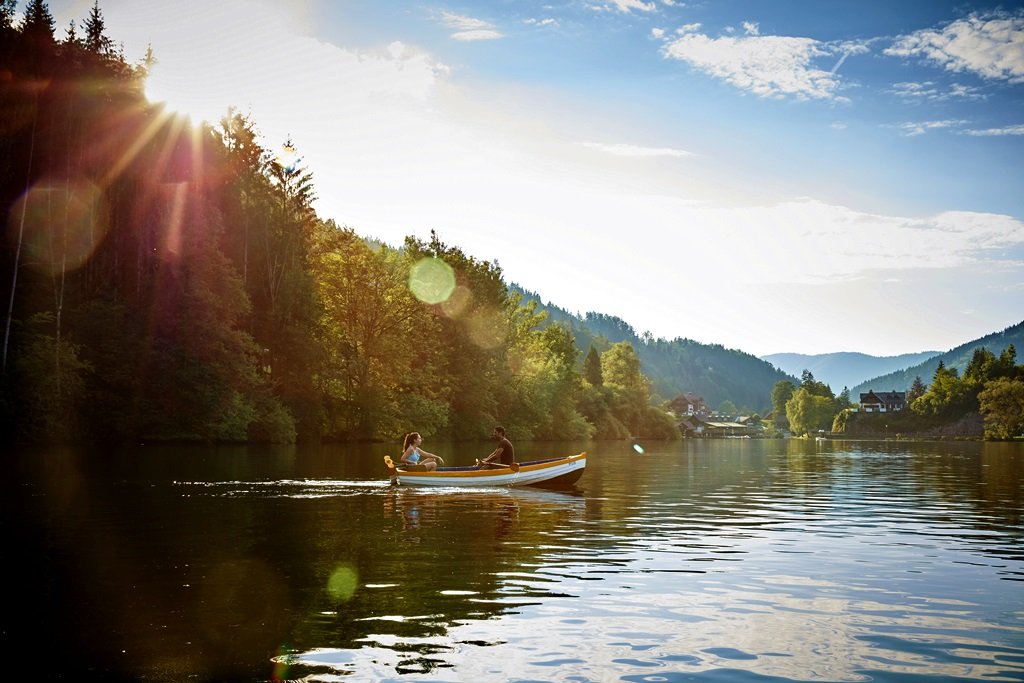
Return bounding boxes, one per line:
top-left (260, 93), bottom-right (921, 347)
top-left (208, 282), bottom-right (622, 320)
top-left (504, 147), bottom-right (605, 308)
top-left (400, 432), bottom-right (445, 471)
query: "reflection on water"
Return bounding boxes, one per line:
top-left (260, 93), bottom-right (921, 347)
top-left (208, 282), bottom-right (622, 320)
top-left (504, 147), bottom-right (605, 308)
top-left (4, 439), bottom-right (1024, 681)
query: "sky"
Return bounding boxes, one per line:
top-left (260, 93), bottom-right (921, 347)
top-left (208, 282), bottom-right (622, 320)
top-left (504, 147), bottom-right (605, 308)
top-left (42, 0), bottom-right (1024, 357)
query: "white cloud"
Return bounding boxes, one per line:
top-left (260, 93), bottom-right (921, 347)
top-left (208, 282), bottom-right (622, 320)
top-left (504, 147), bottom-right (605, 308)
top-left (701, 200), bottom-right (1024, 284)
top-left (651, 27), bottom-right (665, 39)
top-left (895, 119), bottom-right (966, 136)
top-left (965, 124), bottom-right (1024, 136)
top-left (451, 29), bottom-right (504, 42)
top-left (608, 0), bottom-right (657, 12)
top-left (441, 11), bottom-right (504, 41)
top-left (890, 80), bottom-right (986, 101)
top-left (677, 22), bottom-right (701, 34)
top-left (743, 21), bottom-right (760, 36)
top-left (891, 81), bottom-right (939, 98)
top-left (582, 142), bottom-right (694, 157)
top-left (525, 17), bottom-right (558, 28)
top-left (660, 32), bottom-right (843, 99)
top-left (440, 11), bottom-right (492, 31)
top-left (885, 11), bottom-right (1024, 83)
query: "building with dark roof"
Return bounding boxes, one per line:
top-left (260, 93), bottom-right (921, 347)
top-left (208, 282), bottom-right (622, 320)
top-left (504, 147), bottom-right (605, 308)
top-left (859, 390), bottom-right (906, 413)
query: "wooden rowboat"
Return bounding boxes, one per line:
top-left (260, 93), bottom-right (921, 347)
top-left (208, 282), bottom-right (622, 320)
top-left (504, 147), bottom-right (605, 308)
top-left (384, 452), bottom-right (586, 489)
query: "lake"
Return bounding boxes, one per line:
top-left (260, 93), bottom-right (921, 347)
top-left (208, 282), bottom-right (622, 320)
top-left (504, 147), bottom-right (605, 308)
top-left (3, 438), bottom-right (1023, 682)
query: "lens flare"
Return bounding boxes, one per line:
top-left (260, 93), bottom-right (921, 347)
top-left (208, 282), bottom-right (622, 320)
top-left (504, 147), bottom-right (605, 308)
top-left (465, 306), bottom-right (506, 349)
top-left (9, 178), bottom-right (108, 276)
top-left (275, 142), bottom-right (301, 174)
top-left (439, 284), bottom-right (472, 318)
top-left (327, 564), bottom-right (358, 602)
top-left (409, 257), bottom-right (456, 304)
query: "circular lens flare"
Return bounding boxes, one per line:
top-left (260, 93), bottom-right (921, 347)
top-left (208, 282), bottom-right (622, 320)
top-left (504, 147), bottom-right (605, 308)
top-left (440, 284), bottom-right (472, 318)
top-left (409, 257), bottom-right (456, 304)
top-left (9, 178), bottom-right (108, 276)
top-left (327, 564), bottom-right (358, 602)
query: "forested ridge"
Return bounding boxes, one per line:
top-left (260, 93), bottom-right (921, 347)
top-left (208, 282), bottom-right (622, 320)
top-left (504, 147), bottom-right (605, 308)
top-left (513, 285), bottom-right (796, 412)
top-left (0, 1), bottom-right (687, 444)
top-left (849, 321), bottom-right (1024, 396)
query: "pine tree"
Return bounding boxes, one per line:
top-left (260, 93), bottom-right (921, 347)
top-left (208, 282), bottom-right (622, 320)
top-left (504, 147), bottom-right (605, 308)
top-left (908, 376), bottom-right (926, 404)
top-left (20, 0), bottom-right (55, 45)
top-left (84, 0), bottom-right (110, 54)
top-left (63, 19), bottom-right (81, 47)
top-left (1, 0), bottom-right (18, 31)
top-left (583, 345), bottom-right (603, 386)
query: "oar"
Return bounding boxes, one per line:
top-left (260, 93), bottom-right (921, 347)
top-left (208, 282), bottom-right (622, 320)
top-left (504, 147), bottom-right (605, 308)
top-left (476, 460), bottom-right (520, 472)
top-left (383, 455), bottom-right (400, 485)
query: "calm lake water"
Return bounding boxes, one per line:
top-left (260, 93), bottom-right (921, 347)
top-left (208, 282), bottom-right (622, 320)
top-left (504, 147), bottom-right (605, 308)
top-left (3, 439), bottom-right (1023, 682)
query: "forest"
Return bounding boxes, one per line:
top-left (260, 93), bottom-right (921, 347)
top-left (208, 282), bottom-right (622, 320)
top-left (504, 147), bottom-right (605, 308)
top-left (1, 1), bottom-right (687, 445)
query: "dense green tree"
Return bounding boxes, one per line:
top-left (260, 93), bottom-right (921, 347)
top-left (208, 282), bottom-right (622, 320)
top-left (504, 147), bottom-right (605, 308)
top-left (908, 348), bottom-right (1021, 430)
top-left (576, 382), bottom-right (628, 439)
top-left (583, 344), bottom-right (602, 387)
top-left (314, 226), bottom-right (446, 440)
top-left (786, 387), bottom-right (835, 436)
top-left (836, 386), bottom-right (852, 411)
top-left (999, 344), bottom-right (1017, 372)
top-left (831, 407), bottom-right (853, 434)
top-left (978, 377), bottom-right (1024, 440)
top-left (912, 361), bottom-right (972, 417)
top-left (404, 231), bottom-right (510, 439)
top-left (598, 341), bottom-right (676, 438)
top-left (800, 369), bottom-right (833, 398)
top-left (506, 321), bottom-right (592, 440)
top-left (718, 399), bottom-right (737, 416)
top-left (2, 312), bottom-right (90, 442)
top-left (246, 138), bottom-right (321, 437)
top-left (771, 380), bottom-right (795, 429)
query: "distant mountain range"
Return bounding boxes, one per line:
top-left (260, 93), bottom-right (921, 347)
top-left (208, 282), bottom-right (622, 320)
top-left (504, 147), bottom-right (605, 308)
top-left (761, 351), bottom-right (941, 393)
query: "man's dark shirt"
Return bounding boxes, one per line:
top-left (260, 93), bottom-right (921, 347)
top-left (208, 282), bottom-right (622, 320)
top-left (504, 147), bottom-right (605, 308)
top-left (497, 437), bottom-right (515, 465)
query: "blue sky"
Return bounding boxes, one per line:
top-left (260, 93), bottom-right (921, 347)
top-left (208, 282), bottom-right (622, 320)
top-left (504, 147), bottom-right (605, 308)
top-left (44, 0), bottom-right (1024, 356)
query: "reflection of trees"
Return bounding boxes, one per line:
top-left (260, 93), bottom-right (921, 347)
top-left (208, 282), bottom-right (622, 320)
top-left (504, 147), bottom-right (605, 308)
top-left (280, 485), bottom-right (587, 675)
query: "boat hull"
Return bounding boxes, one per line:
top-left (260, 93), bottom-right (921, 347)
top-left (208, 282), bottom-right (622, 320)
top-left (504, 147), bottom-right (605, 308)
top-left (385, 452), bottom-right (586, 489)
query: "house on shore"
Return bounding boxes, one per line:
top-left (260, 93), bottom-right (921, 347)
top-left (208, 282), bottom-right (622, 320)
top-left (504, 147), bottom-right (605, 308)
top-left (678, 415), bottom-right (762, 438)
top-left (668, 392), bottom-right (708, 417)
top-left (859, 390), bottom-right (907, 413)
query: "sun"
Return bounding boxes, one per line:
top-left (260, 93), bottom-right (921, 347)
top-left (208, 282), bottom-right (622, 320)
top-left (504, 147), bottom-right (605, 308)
top-left (144, 63), bottom-right (231, 127)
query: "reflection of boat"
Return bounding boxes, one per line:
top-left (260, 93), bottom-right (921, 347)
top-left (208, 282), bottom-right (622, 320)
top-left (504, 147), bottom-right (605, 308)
top-left (384, 452), bottom-right (586, 489)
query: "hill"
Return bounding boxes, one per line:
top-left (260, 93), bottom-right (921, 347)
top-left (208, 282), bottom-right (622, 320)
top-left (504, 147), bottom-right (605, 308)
top-left (761, 351), bottom-right (940, 393)
top-left (513, 285), bottom-right (796, 413)
top-left (850, 320), bottom-right (1024, 396)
